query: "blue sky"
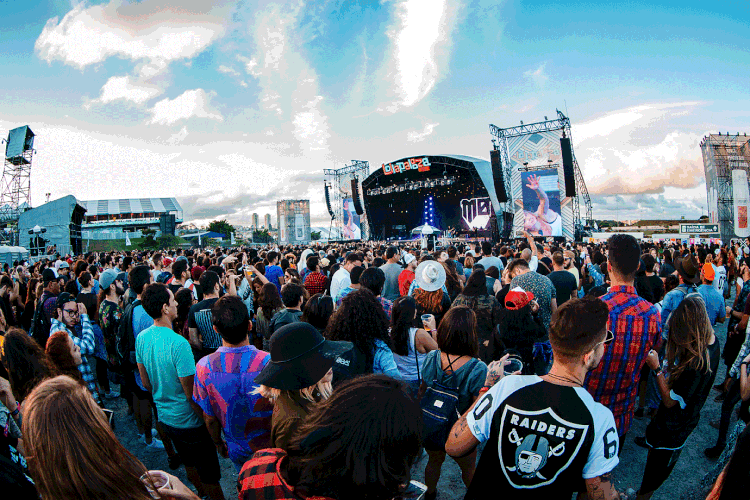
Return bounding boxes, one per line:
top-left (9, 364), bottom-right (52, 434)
top-left (1, 0), bottom-right (749, 225)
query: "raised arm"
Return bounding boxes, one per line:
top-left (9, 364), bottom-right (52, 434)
top-left (525, 174), bottom-right (549, 217)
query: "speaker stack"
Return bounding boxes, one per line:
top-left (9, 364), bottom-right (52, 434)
top-left (351, 178), bottom-right (364, 215)
top-left (560, 137), bottom-right (576, 197)
top-left (490, 149), bottom-right (508, 203)
top-left (325, 183), bottom-right (335, 219)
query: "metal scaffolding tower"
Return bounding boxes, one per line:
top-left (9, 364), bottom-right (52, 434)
top-left (489, 110), bottom-right (593, 235)
top-left (323, 160), bottom-right (370, 240)
top-left (0, 126), bottom-right (35, 245)
top-left (701, 132), bottom-right (750, 241)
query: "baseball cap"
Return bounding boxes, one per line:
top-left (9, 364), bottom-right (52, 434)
top-left (702, 263), bottom-right (715, 281)
top-left (163, 257), bottom-right (173, 266)
top-left (99, 268), bottom-right (119, 290)
top-left (55, 292), bottom-right (75, 310)
top-left (58, 261), bottom-right (70, 269)
top-left (504, 286), bottom-right (535, 310)
top-left (404, 254), bottom-right (416, 266)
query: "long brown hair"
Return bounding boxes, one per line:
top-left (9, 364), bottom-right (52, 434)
top-left (45, 331), bottom-right (83, 382)
top-left (436, 305), bottom-right (478, 358)
top-left (0, 328), bottom-right (56, 402)
top-left (23, 376), bottom-right (155, 500)
top-left (665, 296), bottom-right (714, 385)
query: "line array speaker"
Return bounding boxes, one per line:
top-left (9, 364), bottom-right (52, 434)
top-left (560, 137), bottom-right (576, 197)
top-left (324, 183), bottom-right (335, 219)
top-left (351, 178), bottom-right (364, 215)
top-left (490, 149), bottom-right (508, 203)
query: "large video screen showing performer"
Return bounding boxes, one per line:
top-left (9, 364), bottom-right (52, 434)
top-left (521, 169), bottom-right (562, 236)
top-left (342, 198), bottom-right (362, 240)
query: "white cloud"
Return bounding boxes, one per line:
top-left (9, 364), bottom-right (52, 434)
top-left (523, 63), bottom-right (548, 88)
top-left (236, 4), bottom-right (331, 157)
top-left (87, 75), bottom-right (162, 106)
top-left (35, 1), bottom-right (227, 70)
top-left (147, 89), bottom-right (223, 125)
top-left (167, 126), bottom-right (189, 145)
top-left (407, 123), bottom-right (439, 142)
top-left (382, 0), bottom-right (456, 112)
top-left (573, 102), bottom-right (706, 196)
top-left (218, 65), bottom-right (241, 77)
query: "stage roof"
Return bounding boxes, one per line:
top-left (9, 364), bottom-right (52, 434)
top-left (363, 154), bottom-right (500, 213)
top-left (79, 198), bottom-right (182, 217)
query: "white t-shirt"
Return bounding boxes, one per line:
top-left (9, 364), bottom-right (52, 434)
top-left (712, 264), bottom-right (727, 294)
top-left (465, 375), bottom-right (618, 498)
top-left (330, 267), bottom-right (351, 300)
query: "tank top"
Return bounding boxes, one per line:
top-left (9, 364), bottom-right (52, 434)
top-left (393, 328), bottom-right (429, 382)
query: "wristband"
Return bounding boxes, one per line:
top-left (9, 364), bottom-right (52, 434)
top-left (478, 387), bottom-right (490, 395)
top-left (10, 401), bottom-right (20, 417)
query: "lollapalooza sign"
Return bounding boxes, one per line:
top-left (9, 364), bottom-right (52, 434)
top-left (382, 156), bottom-right (431, 175)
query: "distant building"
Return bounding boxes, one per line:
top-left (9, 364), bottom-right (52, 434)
top-left (264, 213), bottom-right (272, 230)
top-left (277, 200), bottom-right (310, 244)
top-left (702, 133), bottom-right (750, 241)
top-left (252, 213), bottom-right (259, 230)
top-left (78, 198), bottom-right (183, 240)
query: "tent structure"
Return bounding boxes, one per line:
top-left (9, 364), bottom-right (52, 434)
top-left (411, 224), bottom-right (441, 235)
top-left (0, 246), bottom-right (29, 266)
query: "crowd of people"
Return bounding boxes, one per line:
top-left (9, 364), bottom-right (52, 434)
top-left (0, 231), bottom-right (748, 499)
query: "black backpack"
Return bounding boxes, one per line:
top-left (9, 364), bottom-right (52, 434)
top-left (420, 356), bottom-right (480, 450)
top-left (29, 297), bottom-right (52, 348)
top-left (115, 299), bottom-right (140, 370)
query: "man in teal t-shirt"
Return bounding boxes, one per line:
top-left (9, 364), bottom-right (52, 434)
top-left (136, 283), bottom-right (225, 500)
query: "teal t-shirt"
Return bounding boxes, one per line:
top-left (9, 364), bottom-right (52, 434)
top-left (135, 325), bottom-right (202, 429)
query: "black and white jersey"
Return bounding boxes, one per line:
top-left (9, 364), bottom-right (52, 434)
top-left (466, 375), bottom-right (619, 498)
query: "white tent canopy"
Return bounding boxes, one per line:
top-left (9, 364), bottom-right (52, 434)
top-left (411, 224), bottom-right (441, 235)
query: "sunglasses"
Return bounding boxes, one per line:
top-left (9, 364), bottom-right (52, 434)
top-left (594, 330), bottom-right (615, 349)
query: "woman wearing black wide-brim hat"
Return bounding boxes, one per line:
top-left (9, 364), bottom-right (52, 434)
top-left (254, 322), bottom-right (352, 450)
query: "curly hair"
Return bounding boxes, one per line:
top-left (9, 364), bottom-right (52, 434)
top-left (413, 288), bottom-right (445, 316)
top-left (325, 289), bottom-right (391, 370)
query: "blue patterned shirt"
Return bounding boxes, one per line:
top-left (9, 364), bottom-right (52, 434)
top-left (51, 314), bottom-right (99, 403)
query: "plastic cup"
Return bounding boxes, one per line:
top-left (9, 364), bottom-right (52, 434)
top-left (140, 471), bottom-right (171, 498)
top-left (421, 314), bottom-right (433, 323)
top-left (504, 357), bottom-right (524, 376)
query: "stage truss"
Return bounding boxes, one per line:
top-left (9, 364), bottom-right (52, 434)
top-left (323, 160), bottom-right (370, 240)
top-left (0, 126), bottom-right (35, 246)
top-left (490, 110), bottom-right (592, 237)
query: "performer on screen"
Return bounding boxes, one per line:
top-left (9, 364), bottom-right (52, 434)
top-left (342, 199), bottom-right (362, 240)
top-left (523, 173), bottom-right (562, 236)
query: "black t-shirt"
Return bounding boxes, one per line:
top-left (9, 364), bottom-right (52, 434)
top-left (188, 298), bottom-right (220, 349)
top-left (168, 283), bottom-right (183, 296)
top-left (646, 339), bottom-right (721, 448)
top-left (0, 408), bottom-right (36, 499)
top-left (635, 275), bottom-right (665, 304)
top-left (548, 271), bottom-right (578, 306)
top-left (466, 376), bottom-right (618, 498)
top-left (659, 262), bottom-right (675, 278)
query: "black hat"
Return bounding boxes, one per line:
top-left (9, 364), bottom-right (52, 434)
top-left (675, 255), bottom-right (701, 284)
top-left (55, 292), bottom-right (74, 310)
top-left (254, 322), bottom-right (352, 391)
top-left (42, 268), bottom-right (57, 285)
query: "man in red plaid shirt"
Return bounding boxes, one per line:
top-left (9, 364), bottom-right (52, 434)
top-left (583, 234), bottom-right (662, 445)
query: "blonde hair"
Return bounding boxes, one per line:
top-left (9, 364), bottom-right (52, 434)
top-left (23, 375), bottom-right (154, 500)
top-left (665, 296), bottom-right (714, 385)
top-left (255, 378), bottom-right (332, 404)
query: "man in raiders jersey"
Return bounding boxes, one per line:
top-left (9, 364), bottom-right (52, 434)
top-left (446, 296), bottom-right (622, 499)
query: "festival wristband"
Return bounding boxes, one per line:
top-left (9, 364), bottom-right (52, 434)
top-left (478, 387), bottom-right (490, 395)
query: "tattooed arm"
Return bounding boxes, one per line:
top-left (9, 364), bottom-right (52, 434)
top-left (445, 399), bottom-right (481, 457)
top-left (445, 357), bottom-right (508, 457)
top-left (584, 472), bottom-right (620, 500)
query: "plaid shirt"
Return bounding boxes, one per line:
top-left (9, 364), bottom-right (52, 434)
top-left (51, 314), bottom-right (100, 402)
top-left (303, 271), bottom-right (327, 296)
top-left (583, 286), bottom-right (662, 436)
top-left (238, 449), bottom-right (334, 500)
